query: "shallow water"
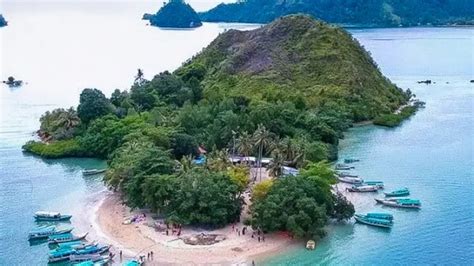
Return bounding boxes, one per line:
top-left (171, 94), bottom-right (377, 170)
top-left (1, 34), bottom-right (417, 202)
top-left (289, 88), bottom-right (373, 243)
top-left (1, 1), bottom-right (473, 265)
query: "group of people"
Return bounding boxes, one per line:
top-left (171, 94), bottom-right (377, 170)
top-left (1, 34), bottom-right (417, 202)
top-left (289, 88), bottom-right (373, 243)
top-left (138, 251), bottom-right (155, 263)
top-left (232, 224), bottom-right (266, 242)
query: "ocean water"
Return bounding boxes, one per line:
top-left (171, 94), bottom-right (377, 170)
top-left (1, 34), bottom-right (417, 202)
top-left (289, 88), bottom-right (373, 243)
top-left (0, 1), bottom-right (473, 265)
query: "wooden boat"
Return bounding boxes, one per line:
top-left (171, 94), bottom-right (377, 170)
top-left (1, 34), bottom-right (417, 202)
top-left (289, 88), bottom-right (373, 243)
top-left (124, 260), bottom-right (143, 266)
top-left (28, 226), bottom-right (73, 240)
top-left (365, 212), bottom-right (394, 221)
top-left (375, 198), bottom-right (421, 209)
top-left (344, 158), bottom-right (360, 163)
top-left (49, 245), bottom-right (110, 263)
top-left (336, 172), bottom-right (359, 178)
top-left (354, 214), bottom-right (392, 228)
top-left (384, 188), bottom-right (410, 197)
top-left (363, 181), bottom-right (384, 189)
top-left (75, 245), bottom-right (110, 256)
top-left (69, 254), bottom-right (112, 263)
top-left (82, 169), bottom-right (106, 176)
top-left (335, 164), bottom-right (354, 170)
top-left (306, 240), bottom-right (316, 250)
top-left (49, 232), bottom-right (88, 244)
top-left (337, 176), bottom-right (363, 184)
top-left (73, 258), bottom-right (111, 266)
top-left (347, 185), bottom-right (379, 192)
top-left (58, 241), bottom-right (97, 250)
top-left (34, 211), bottom-right (72, 221)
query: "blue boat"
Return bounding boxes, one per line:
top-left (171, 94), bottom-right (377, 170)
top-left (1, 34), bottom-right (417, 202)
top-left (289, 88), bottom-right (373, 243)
top-left (335, 163), bottom-right (354, 170)
top-left (344, 158), bottom-right (360, 164)
top-left (365, 212), bottom-right (394, 221)
top-left (49, 245), bottom-right (110, 263)
top-left (385, 187), bottom-right (410, 197)
top-left (363, 181), bottom-right (384, 189)
top-left (124, 260), bottom-right (142, 266)
top-left (355, 214), bottom-right (393, 228)
top-left (28, 226), bottom-right (73, 240)
top-left (34, 211), bottom-right (72, 222)
top-left (375, 198), bottom-right (421, 209)
top-left (48, 232), bottom-right (88, 244)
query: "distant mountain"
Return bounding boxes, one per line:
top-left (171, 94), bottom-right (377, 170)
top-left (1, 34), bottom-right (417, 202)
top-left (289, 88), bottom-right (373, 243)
top-left (143, 0), bottom-right (202, 28)
top-left (200, 0), bottom-right (474, 27)
top-left (0, 14), bottom-right (7, 27)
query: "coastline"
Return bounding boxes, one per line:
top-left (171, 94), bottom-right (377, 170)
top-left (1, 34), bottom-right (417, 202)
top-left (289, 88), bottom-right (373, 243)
top-left (94, 192), bottom-right (299, 265)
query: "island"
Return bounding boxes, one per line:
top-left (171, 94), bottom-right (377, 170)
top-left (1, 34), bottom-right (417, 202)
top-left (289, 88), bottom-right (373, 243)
top-left (200, 0), bottom-right (474, 27)
top-left (143, 0), bottom-right (202, 28)
top-left (23, 15), bottom-right (417, 263)
top-left (0, 14), bottom-right (7, 27)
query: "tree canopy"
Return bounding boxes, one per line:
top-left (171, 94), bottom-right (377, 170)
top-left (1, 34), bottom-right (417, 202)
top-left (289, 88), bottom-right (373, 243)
top-left (144, 0), bottom-right (202, 28)
top-left (77, 88), bottom-right (112, 123)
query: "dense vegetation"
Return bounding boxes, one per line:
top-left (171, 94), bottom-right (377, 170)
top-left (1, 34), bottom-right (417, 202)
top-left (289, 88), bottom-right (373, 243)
top-left (200, 0), bottom-right (474, 27)
top-left (373, 105), bottom-right (417, 127)
top-left (0, 14), bottom-right (7, 27)
top-left (143, 0), bottom-right (202, 28)
top-left (23, 16), bottom-right (411, 235)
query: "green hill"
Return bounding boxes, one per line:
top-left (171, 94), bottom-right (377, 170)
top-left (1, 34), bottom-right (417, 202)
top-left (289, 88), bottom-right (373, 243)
top-left (0, 14), bottom-right (7, 27)
top-left (200, 0), bottom-right (474, 27)
top-left (144, 0), bottom-right (202, 28)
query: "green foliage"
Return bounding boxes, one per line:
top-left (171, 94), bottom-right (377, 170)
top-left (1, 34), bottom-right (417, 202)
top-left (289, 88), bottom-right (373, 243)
top-left (171, 132), bottom-right (198, 159)
top-left (300, 161), bottom-right (336, 185)
top-left (22, 139), bottom-right (85, 158)
top-left (331, 192), bottom-right (355, 222)
top-left (373, 106), bottom-right (417, 127)
top-left (200, 0), bottom-right (474, 27)
top-left (39, 107), bottom-right (81, 140)
top-left (252, 179), bottom-right (273, 201)
top-left (228, 165), bottom-right (250, 192)
top-left (166, 169), bottom-right (242, 227)
top-left (145, 1), bottom-right (202, 28)
top-left (77, 88), bottom-right (112, 123)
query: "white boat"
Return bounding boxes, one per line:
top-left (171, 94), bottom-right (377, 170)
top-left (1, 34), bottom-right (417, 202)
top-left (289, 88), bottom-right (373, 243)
top-left (337, 176), bottom-right (363, 184)
top-left (347, 185), bottom-right (379, 192)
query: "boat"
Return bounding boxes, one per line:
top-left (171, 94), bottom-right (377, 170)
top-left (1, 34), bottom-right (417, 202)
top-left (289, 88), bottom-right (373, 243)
top-left (124, 260), bottom-right (143, 266)
top-left (48, 232), bottom-right (88, 244)
top-left (354, 214), bottom-right (393, 228)
top-left (335, 163), bottom-right (354, 170)
top-left (58, 241), bottom-right (97, 250)
top-left (344, 158), bottom-right (360, 164)
top-left (365, 212), bottom-right (394, 221)
top-left (28, 226), bottom-right (73, 240)
top-left (34, 211), bottom-right (72, 221)
top-left (82, 169), bottom-right (106, 176)
top-left (49, 245), bottom-right (110, 263)
top-left (73, 258), bottom-right (111, 266)
top-left (363, 181), bottom-right (384, 189)
top-left (346, 185), bottom-right (379, 192)
top-left (375, 198), bottom-right (421, 209)
top-left (336, 172), bottom-right (359, 178)
top-left (69, 254), bottom-right (112, 263)
top-left (306, 240), bottom-right (316, 250)
top-left (337, 176), bottom-right (363, 184)
top-left (384, 187), bottom-right (410, 197)
top-left (75, 245), bottom-right (110, 256)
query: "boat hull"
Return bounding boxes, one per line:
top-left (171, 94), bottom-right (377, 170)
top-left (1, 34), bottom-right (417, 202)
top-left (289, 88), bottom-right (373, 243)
top-left (35, 215), bottom-right (72, 222)
top-left (354, 215), bottom-right (392, 228)
top-left (375, 199), bottom-right (421, 209)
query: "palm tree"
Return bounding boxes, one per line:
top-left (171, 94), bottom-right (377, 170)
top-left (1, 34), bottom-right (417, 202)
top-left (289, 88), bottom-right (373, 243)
top-left (252, 125), bottom-right (274, 181)
top-left (207, 149), bottom-right (231, 172)
top-left (268, 152), bottom-right (285, 178)
top-left (236, 131), bottom-right (254, 164)
top-left (178, 155), bottom-right (194, 174)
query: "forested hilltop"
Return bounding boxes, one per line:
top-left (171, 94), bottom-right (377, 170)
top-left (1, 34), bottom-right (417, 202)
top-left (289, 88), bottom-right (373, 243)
top-left (200, 0), bottom-right (474, 27)
top-left (143, 0), bottom-right (202, 28)
top-left (0, 14), bottom-right (7, 27)
top-left (23, 16), bottom-right (412, 236)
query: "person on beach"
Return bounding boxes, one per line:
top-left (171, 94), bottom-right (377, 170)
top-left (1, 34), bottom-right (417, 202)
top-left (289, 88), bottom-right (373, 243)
top-left (262, 234), bottom-right (265, 242)
top-left (252, 260), bottom-right (256, 266)
top-left (119, 250), bottom-right (122, 261)
top-left (151, 251), bottom-right (154, 260)
top-left (258, 236), bottom-right (261, 242)
top-left (147, 252), bottom-right (150, 260)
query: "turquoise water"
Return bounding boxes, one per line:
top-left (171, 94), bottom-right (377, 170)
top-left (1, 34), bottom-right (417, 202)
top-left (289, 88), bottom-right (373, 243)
top-left (1, 2), bottom-right (473, 265)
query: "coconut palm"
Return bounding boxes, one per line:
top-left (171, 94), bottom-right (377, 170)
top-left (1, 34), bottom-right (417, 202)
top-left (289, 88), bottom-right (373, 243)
top-left (236, 131), bottom-right (254, 163)
top-left (268, 152), bottom-right (285, 178)
top-left (252, 124), bottom-right (274, 181)
top-left (207, 149), bottom-right (231, 172)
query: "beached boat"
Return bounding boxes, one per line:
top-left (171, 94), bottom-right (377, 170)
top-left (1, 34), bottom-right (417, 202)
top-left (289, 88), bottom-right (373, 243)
top-left (69, 254), bottom-right (112, 263)
top-left (82, 169), bottom-right (106, 176)
top-left (354, 214), bottom-right (393, 228)
top-left (335, 163), bottom-right (354, 170)
top-left (28, 226), bottom-right (73, 240)
top-left (124, 260), bottom-right (143, 266)
top-left (337, 176), bottom-right (363, 184)
top-left (49, 245), bottom-right (110, 263)
top-left (344, 158), bottom-right (360, 164)
top-left (384, 188), bottom-right (410, 197)
top-left (375, 198), bottom-right (421, 209)
top-left (336, 172), bottom-right (359, 178)
top-left (73, 258), bottom-right (111, 266)
top-left (75, 245), bottom-right (110, 256)
top-left (58, 241), bottom-right (97, 250)
top-left (363, 181), bottom-right (384, 189)
top-left (34, 211), bottom-right (72, 221)
top-left (347, 185), bottom-right (379, 192)
top-left (48, 232), bottom-right (88, 244)
top-left (365, 212), bottom-right (394, 221)
top-left (306, 240), bottom-right (316, 250)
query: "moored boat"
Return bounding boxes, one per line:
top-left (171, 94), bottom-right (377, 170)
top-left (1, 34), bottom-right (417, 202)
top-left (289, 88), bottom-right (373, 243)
top-left (375, 198), bottom-right (421, 209)
top-left (48, 232), bottom-right (88, 244)
top-left (347, 185), bottom-right (379, 192)
top-left (28, 226), bottom-right (73, 240)
top-left (82, 169), bottom-right (106, 176)
top-left (384, 187), bottom-right (410, 197)
top-left (354, 214), bottom-right (392, 228)
top-left (365, 212), bottom-right (394, 221)
top-left (306, 240), bottom-right (316, 250)
top-left (344, 158), bottom-right (360, 163)
top-left (335, 163), bottom-right (354, 170)
top-left (337, 176), bottom-right (363, 184)
top-left (34, 211), bottom-right (72, 221)
top-left (363, 181), bottom-right (384, 189)
top-left (336, 171), bottom-right (359, 178)
top-left (124, 260), bottom-right (143, 266)
top-left (69, 254), bottom-right (112, 263)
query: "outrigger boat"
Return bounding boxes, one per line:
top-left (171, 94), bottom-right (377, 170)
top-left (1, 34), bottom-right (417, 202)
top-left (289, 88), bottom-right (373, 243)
top-left (354, 214), bottom-right (393, 228)
top-left (58, 241), bottom-right (97, 250)
top-left (347, 185), bottom-right (379, 192)
top-left (69, 254), bottom-right (113, 263)
top-left (28, 226), bottom-right (73, 240)
top-left (48, 232), bottom-right (88, 244)
top-left (365, 212), bottom-right (394, 221)
top-left (375, 198), bottom-right (421, 209)
top-left (34, 211), bottom-right (72, 221)
top-left (82, 169), bottom-right (106, 176)
top-left (384, 187), bottom-right (410, 197)
top-left (73, 258), bottom-right (111, 266)
top-left (344, 158), bottom-right (360, 164)
top-left (49, 245), bottom-right (110, 263)
top-left (336, 172), bottom-right (359, 178)
top-left (124, 260), bottom-right (143, 266)
top-left (363, 181), bottom-right (384, 189)
top-left (337, 176), bottom-right (363, 184)
top-left (335, 164), bottom-right (354, 170)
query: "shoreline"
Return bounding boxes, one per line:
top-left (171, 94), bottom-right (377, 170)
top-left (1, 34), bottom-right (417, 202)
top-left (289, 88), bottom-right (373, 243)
top-left (93, 192), bottom-right (299, 265)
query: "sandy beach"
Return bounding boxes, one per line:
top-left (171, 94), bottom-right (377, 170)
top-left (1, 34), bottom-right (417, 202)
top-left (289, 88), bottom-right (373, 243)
top-left (94, 192), bottom-right (299, 265)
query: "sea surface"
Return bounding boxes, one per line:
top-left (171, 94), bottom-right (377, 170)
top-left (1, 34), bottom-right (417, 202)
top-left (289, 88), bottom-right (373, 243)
top-left (0, 1), bottom-right (473, 265)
